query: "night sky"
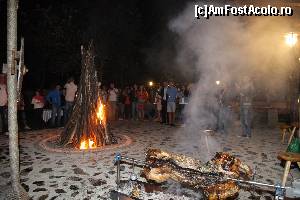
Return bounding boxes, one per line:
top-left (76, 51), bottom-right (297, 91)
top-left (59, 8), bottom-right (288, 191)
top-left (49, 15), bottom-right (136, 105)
top-left (0, 0), bottom-right (194, 89)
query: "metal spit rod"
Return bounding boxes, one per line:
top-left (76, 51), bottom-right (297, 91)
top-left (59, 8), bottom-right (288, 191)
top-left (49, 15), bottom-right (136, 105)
top-left (120, 156), bottom-right (148, 167)
top-left (114, 154), bottom-right (290, 190)
top-left (227, 178), bottom-right (290, 190)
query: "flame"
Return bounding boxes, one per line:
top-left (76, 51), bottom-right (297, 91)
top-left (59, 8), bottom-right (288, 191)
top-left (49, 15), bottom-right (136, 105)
top-left (96, 99), bottom-right (106, 124)
top-left (80, 138), bottom-right (96, 149)
top-left (79, 99), bottom-right (106, 150)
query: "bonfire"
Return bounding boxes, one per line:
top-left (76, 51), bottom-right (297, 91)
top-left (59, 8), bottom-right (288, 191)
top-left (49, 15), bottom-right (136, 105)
top-left (59, 42), bottom-right (113, 149)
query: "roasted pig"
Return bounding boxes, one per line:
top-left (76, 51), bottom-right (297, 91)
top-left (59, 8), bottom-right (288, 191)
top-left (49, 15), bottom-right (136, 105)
top-left (146, 149), bottom-right (204, 171)
top-left (210, 152), bottom-right (253, 179)
top-left (142, 149), bottom-right (253, 200)
top-left (204, 181), bottom-right (239, 200)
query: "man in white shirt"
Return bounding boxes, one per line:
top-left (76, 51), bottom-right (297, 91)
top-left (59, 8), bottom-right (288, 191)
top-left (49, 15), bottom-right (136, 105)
top-left (63, 77), bottom-right (77, 125)
top-left (108, 83), bottom-right (118, 120)
top-left (0, 83), bottom-right (7, 133)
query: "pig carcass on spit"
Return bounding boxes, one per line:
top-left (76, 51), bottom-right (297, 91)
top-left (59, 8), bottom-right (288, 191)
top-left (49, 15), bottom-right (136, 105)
top-left (142, 149), bottom-right (253, 200)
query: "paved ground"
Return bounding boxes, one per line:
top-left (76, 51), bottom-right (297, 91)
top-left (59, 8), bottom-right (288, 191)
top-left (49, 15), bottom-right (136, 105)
top-left (0, 121), bottom-right (299, 200)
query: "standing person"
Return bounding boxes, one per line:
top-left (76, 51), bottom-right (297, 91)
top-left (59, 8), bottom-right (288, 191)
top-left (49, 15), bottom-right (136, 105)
top-left (217, 85), bottom-right (231, 134)
top-left (124, 88), bottom-right (131, 119)
top-left (0, 83), bottom-right (7, 134)
top-left (236, 76), bottom-right (254, 138)
top-left (160, 82), bottom-right (168, 124)
top-left (63, 77), bottom-right (77, 125)
top-left (137, 86), bottom-right (148, 120)
top-left (166, 81), bottom-right (178, 126)
top-left (130, 84), bottom-right (138, 120)
top-left (117, 89), bottom-right (125, 120)
top-left (183, 85), bottom-right (190, 100)
top-left (107, 83), bottom-right (118, 121)
top-left (18, 95), bottom-right (31, 130)
top-left (177, 86), bottom-right (185, 123)
top-left (144, 99), bottom-right (155, 120)
top-left (46, 85), bottom-right (62, 127)
top-left (100, 85), bottom-right (108, 104)
top-left (186, 83), bottom-right (193, 101)
top-left (154, 86), bottom-right (162, 122)
top-left (31, 90), bottom-right (45, 129)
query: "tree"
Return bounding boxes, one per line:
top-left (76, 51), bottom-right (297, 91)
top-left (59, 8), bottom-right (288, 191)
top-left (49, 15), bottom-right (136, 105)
top-left (6, 0), bottom-right (28, 199)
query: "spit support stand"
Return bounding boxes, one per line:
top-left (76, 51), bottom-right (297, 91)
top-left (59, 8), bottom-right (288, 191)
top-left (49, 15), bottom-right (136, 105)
top-left (130, 159), bottom-right (137, 181)
top-left (114, 153), bottom-right (121, 191)
top-left (275, 184), bottom-right (285, 200)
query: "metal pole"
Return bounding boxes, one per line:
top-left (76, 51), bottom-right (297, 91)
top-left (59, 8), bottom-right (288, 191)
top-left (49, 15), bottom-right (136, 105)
top-left (116, 159), bottom-right (121, 190)
top-left (7, 0), bottom-right (20, 197)
top-left (115, 153), bottom-right (121, 190)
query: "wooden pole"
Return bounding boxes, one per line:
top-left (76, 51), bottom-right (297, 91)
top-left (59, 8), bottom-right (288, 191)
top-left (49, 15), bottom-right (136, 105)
top-left (7, 0), bottom-right (21, 197)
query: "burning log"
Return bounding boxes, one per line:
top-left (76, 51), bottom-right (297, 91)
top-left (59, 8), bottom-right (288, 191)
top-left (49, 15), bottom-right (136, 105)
top-left (142, 149), bottom-right (253, 200)
top-left (59, 42), bottom-right (114, 149)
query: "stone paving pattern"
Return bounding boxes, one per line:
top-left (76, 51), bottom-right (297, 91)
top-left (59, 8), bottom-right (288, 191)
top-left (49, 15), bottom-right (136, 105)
top-left (0, 121), bottom-right (299, 200)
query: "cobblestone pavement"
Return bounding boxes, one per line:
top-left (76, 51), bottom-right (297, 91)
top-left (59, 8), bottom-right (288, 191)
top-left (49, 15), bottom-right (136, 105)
top-left (0, 121), bottom-right (299, 200)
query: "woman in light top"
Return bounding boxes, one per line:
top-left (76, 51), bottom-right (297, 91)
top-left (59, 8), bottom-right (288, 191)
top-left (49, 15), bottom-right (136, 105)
top-left (32, 90), bottom-right (45, 129)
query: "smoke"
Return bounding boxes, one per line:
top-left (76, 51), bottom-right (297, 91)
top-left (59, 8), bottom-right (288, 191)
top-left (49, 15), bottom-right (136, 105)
top-left (167, 3), bottom-right (296, 160)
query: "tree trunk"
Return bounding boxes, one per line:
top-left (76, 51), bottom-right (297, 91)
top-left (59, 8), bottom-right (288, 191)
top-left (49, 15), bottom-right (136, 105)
top-left (7, 0), bottom-right (21, 197)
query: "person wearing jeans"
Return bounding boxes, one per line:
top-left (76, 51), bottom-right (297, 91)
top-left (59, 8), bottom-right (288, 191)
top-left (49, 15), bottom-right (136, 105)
top-left (117, 89), bottom-right (125, 120)
top-left (240, 105), bottom-right (252, 137)
top-left (63, 77), bottom-right (77, 125)
top-left (217, 87), bottom-right (231, 134)
top-left (47, 85), bottom-right (62, 127)
top-left (166, 81), bottom-right (177, 126)
top-left (236, 76), bottom-right (254, 138)
top-left (64, 102), bottom-right (73, 123)
top-left (130, 85), bottom-right (138, 120)
top-left (51, 105), bottom-right (62, 127)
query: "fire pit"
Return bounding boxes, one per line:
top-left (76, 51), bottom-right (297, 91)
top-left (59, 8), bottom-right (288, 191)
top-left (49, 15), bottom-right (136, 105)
top-left (38, 42), bottom-right (133, 153)
top-left (59, 43), bottom-right (115, 149)
top-left (38, 132), bottom-right (132, 153)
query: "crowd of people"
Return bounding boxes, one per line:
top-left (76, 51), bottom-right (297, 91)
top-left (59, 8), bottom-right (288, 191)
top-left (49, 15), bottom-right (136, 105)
top-left (101, 81), bottom-right (191, 126)
top-left (0, 75), bottom-right (255, 139)
top-left (0, 77), bottom-right (78, 133)
top-left (0, 77), bottom-right (192, 133)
